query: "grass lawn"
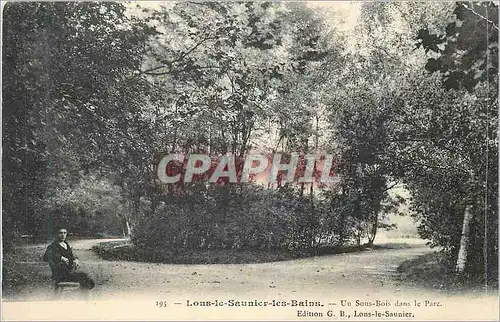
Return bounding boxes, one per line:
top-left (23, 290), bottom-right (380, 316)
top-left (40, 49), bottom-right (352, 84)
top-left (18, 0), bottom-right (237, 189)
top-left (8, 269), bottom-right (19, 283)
top-left (397, 251), bottom-right (499, 294)
top-left (2, 248), bottom-right (53, 298)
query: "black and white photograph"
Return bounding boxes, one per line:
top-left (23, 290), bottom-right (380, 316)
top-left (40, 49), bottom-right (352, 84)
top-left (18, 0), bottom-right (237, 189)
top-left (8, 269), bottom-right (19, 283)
top-left (2, 1), bottom-right (499, 320)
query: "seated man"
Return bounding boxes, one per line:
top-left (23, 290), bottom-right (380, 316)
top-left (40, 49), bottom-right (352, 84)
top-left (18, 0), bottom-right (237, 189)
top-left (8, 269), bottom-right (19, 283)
top-left (43, 227), bottom-right (95, 291)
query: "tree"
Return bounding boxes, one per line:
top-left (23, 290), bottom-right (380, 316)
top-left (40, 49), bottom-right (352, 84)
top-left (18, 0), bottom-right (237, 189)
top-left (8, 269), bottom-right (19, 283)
top-left (316, 2), bottom-right (454, 247)
top-left (414, 2), bottom-right (498, 278)
top-left (130, 2), bottom-right (340, 252)
top-left (2, 2), bottom-right (157, 247)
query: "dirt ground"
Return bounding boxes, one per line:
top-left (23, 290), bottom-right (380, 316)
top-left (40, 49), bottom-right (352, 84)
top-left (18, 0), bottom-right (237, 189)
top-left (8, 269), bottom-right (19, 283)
top-left (3, 238), bottom-right (498, 321)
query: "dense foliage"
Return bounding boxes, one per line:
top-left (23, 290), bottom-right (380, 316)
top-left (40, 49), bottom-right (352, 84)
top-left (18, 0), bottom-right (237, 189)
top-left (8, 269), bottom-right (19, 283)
top-left (3, 1), bottom-right (497, 282)
top-left (410, 2), bottom-right (498, 279)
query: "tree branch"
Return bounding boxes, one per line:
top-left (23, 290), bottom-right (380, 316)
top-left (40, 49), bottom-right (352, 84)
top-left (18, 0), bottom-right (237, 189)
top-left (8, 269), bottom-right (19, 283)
top-left (139, 36), bottom-right (217, 76)
top-left (460, 3), bottom-right (499, 31)
top-left (383, 182), bottom-right (399, 192)
top-left (406, 160), bottom-right (469, 175)
top-left (144, 65), bottom-right (222, 76)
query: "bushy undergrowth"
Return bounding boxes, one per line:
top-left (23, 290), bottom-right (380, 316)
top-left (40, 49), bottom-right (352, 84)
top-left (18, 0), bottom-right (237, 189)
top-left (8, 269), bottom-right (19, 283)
top-left (131, 184), bottom-right (337, 255)
top-left (92, 239), bottom-right (373, 264)
top-left (397, 251), bottom-right (499, 293)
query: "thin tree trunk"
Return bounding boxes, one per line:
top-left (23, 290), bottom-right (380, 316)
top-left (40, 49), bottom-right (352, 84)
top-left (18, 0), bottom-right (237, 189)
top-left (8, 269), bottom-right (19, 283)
top-left (125, 219), bottom-right (132, 236)
top-left (170, 104), bottom-right (178, 153)
top-left (120, 214), bottom-right (131, 237)
top-left (367, 213), bottom-right (378, 247)
top-left (208, 124), bottom-right (211, 155)
top-left (308, 113), bottom-right (320, 247)
top-left (456, 204), bottom-right (474, 273)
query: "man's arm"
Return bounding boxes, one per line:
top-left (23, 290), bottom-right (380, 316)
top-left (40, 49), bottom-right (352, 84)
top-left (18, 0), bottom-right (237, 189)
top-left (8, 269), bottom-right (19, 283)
top-left (68, 244), bottom-right (78, 260)
top-left (43, 244), bottom-right (61, 275)
top-left (67, 243), bottom-right (80, 268)
top-left (44, 243), bottom-right (70, 266)
top-left (43, 244), bottom-right (56, 263)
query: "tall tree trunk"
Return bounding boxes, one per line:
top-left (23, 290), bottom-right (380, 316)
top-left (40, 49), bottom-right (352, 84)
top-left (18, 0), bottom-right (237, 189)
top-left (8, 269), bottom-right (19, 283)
top-left (308, 113), bottom-right (320, 248)
top-left (120, 214), bottom-right (131, 237)
top-left (367, 213), bottom-right (378, 247)
top-left (456, 204), bottom-right (474, 273)
top-left (125, 219), bottom-right (132, 237)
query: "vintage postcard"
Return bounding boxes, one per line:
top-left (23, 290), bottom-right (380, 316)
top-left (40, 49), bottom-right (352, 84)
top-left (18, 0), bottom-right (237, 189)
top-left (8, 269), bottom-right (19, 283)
top-left (2, 1), bottom-right (499, 321)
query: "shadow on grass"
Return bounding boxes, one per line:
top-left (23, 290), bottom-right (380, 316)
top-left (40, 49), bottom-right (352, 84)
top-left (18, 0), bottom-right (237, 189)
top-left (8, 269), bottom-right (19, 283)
top-left (397, 252), bottom-right (499, 294)
top-left (2, 249), bottom-right (53, 298)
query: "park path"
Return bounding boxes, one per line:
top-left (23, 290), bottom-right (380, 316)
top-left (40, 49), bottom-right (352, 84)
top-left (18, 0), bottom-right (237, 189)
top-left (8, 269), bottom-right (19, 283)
top-left (4, 238), bottom-right (499, 321)
top-left (7, 237), bottom-right (450, 301)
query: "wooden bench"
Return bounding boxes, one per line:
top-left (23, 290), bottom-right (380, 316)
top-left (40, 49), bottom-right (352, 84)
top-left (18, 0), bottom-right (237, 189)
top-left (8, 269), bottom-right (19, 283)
top-left (46, 259), bottom-right (85, 298)
top-left (55, 281), bottom-right (80, 292)
top-left (54, 281), bottom-right (81, 299)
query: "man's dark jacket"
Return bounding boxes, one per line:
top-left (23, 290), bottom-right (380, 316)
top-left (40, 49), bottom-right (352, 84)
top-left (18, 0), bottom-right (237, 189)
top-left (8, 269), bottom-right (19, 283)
top-left (43, 241), bottom-right (78, 281)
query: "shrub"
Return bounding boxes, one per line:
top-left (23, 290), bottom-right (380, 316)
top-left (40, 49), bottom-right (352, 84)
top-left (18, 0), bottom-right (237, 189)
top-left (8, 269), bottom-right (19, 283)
top-left (131, 184), bottom-right (319, 254)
